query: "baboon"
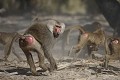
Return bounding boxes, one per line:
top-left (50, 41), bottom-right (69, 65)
top-left (105, 37), bottom-right (120, 68)
top-left (68, 22), bottom-right (106, 58)
top-left (60, 21), bottom-right (100, 54)
top-left (19, 19), bottom-right (65, 75)
top-left (0, 32), bottom-right (23, 61)
top-left (108, 38), bottom-right (120, 59)
top-left (58, 24), bottom-right (86, 58)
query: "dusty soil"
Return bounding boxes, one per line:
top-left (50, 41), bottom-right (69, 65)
top-left (0, 14), bottom-right (119, 80)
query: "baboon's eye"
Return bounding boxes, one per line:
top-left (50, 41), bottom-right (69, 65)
top-left (55, 25), bottom-right (61, 28)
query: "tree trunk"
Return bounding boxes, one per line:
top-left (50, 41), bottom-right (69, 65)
top-left (95, 0), bottom-right (120, 36)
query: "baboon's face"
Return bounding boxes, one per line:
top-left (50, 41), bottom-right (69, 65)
top-left (47, 20), bottom-right (65, 38)
top-left (53, 25), bottom-right (62, 38)
top-left (110, 39), bottom-right (119, 51)
top-left (111, 39), bottom-right (119, 45)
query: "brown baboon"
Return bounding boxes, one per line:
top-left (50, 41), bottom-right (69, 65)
top-left (60, 22), bottom-right (102, 56)
top-left (105, 37), bottom-right (120, 68)
top-left (68, 22), bottom-right (106, 58)
top-left (19, 19), bottom-right (65, 75)
top-left (0, 32), bottom-right (23, 61)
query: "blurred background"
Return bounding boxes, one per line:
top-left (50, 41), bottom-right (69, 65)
top-left (0, 0), bottom-right (112, 32)
top-left (0, 0), bottom-right (100, 16)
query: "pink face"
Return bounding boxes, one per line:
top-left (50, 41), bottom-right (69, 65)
top-left (53, 25), bottom-right (62, 38)
top-left (112, 39), bottom-right (119, 44)
top-left (54, 25), bottom-right (61, 33)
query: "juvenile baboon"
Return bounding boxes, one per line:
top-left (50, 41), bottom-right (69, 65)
top-left (0, 32), bottom-right (23, 61)
top-left (19, 19), bottom-right (65, 75)
top-left (108, 38), bottom-right (120, 59)
top-left (105, 37), bottom-right (120, 68)
top-left (58, 21), bottom-right (102, 57)
top-left (57, 24), bottom-right (86, 58)
top-left (68, 22), bottom-right (106, 58)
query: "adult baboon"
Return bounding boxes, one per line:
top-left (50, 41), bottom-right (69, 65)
top-left (19, 19), bottom-right (65, 75)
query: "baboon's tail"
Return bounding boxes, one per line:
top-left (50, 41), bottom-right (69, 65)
top-left (65, 25), bottom-right (85, 34)
top-left (65, 25), bottom-right (85, 44)
top-left (4, 32), bottom-right (21, 60)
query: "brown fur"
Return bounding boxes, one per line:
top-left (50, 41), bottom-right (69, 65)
top-left (68, 22), bottom-right (106, 58)
top-left (0, 32), bottom-right (23, 61)
top-left (19, 19), bottom-right (65, 75)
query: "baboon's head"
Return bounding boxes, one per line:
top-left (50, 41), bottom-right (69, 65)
top-left (47, 19), bottom-right (65, 38)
